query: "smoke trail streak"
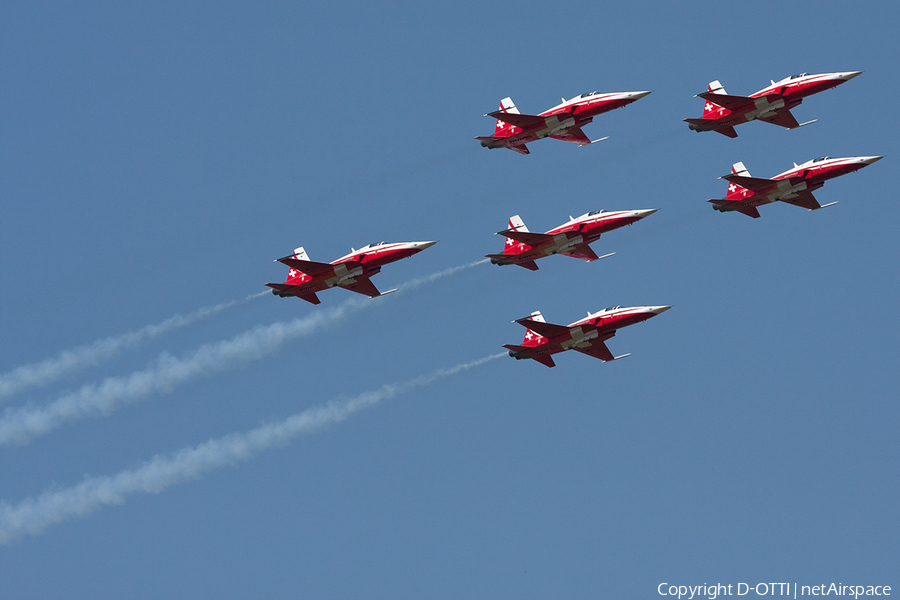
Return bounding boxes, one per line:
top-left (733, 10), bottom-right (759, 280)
top-left (0, 292), bottom-right (269, 402)
top-left (0, 352), bottom-right (506, 546)
top-left (396, 258), bottom-right (490, 293)
top-left (0, 260), bottom-right (487, 447)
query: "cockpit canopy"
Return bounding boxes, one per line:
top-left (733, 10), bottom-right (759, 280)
top-left (790, 73), bottom-right (809, 80)
top-left (812, 156), bottom-right (830, 163)
top-left (359, 241), bottom-right (386, 250)
top-left (602, 306), bottom-right (622, 312)
top-left (579, 91), bottom-right (600, 99)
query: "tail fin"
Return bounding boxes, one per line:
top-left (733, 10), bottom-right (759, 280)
top-left (286, 247), bottom-right (310, 283)
top-left (493, 97), bottom-right (520, 138)
top-left (702, 80), bottom-right (729, 118)
top-left (521, 310), bottom-right (547, 347)
top-left (503, 215), bottom-right (529, 255)
top-left (725, 162), bottom-right (753, 200)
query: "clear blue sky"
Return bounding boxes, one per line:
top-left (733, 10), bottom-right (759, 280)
top-left (1, 2), bottom-right (897, 598)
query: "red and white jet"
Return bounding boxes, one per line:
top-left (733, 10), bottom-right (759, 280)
top-left (685, 71), bottom-right (862, 138)
top-left (476, 90), bottom-right (651, 155)
top-left (709, 155), bottom-right (882, 218)
top-left (266, 241), bottom-right (436, 304)
top-left (486, 209), bottom-right (657, 271)
top-left (504, 306), bottom-right (670, 368)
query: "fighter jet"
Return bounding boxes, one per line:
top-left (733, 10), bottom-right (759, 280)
top-left (266, 241), bottom-right (436, 304)
top-left (504, 306), bottom-right (670, 368)
top-left (685, 71), bottom-right (862, 138)
top-left (486, 209), bottom-right (657, 271)
top-left (709, 156), bottom-right (882, 218)
top-left (476, 90), bottom-right (651, 155)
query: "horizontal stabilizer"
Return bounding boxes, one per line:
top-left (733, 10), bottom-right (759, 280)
top-left (709, 200), bottom-right (762, 219)
top-left (266, 283), bottom-right (293, 292)
top-left (484, 254), bottom-right (540, 271)
top-left (298, 292), bottom-right (322, 305)
top-left (502, 345), bottom-right (556, 368)
top-left (715, 125), bottom-right (738, 138)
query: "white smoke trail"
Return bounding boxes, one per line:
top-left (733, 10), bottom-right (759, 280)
top-left (395, 258), bottom-right (490, 292)
top-left (0, 260), bottom-right (486, 447)
top-left (0, 291), bottom-right (268, 402)
top-left (0, 352), bottom-right (506, 546)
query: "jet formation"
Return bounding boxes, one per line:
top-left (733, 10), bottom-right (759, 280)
top-left (486, 209), bottom-right (657, 271)
top-left (476, 90), bottom-right (651, 155)
top-left (709, 156), bottom-right (883, 218)
top-left (504, 306), bottom-right (671, 368)
top-left (685, 71), bottom-right (862, 138)
top-left (267, 241), bottom-right (436, 304)
top-left (265, 73), bottom-right (881, 367)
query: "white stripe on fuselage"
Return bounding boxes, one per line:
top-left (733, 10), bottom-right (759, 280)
top-left (753, 73), bottom-right (842, 97)
top-left (773, 156), bottom-right (860, 180)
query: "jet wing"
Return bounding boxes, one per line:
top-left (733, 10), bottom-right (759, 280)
top-left (514, 318), bottom-right (571, 340)
top-left (498, 229), bottom-right (554, 247)
top-left (559, 243), bottom-right (600, 262)
top-left (337, 275), bottom-right (383, 298)
top-left (698, 91), bottom-right (770, 111)
top-left (509, 143), bottom-right (530, 155)
top-left (549, 126), bottom-right (592, 146)
top-left (572, 333), bottom-right (616, 362)
top-left (758, 108), bottom-right (800, 130)
top-left (737, 206), bottom-right (761, 219)
top-left (488, 111), bottom-right (547, 130)
top-left (278, 257), bottom-right (336, 277)
top-left (781, 190), bottom-right (821, 211)
top-left (721, 174), bottom-right (775, 192)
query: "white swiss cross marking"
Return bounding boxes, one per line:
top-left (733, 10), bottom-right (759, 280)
top-left (505, 237), bottom-right (513, 246)
top-left (728, 184), bottom-right (736, 193)
top-left (289, 269), bottom-right (298, 278)
top-left (525, 330), bottom-right (534, 340)
top-left (705, 103), bottom-right (713, 112)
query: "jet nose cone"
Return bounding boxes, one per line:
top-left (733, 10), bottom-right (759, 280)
top-left (629, 91), bottom-right (652, 100)
top-left (836, 71), bottom-right (863, 81)
top-left (414, 241), bottom-right (438, 250)
top-left (636, 209), bottom-right (658, 219)
top-left (648, 305), bottom-right (671, 315)
top-left (860, 155), bottom-right (883, 165)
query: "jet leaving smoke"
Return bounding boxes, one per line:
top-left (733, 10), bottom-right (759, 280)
top-left (396, 258), bottom-right (490, 292)
top-left (0, 292), bottom-right (268, 402)
top-left (0, 260), bottom-right (488, 447)
top-left (0, 352), bottom-right (506, 546)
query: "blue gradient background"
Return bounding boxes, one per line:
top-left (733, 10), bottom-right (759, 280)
top-left (1, 2), bottom-right (897, 598)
